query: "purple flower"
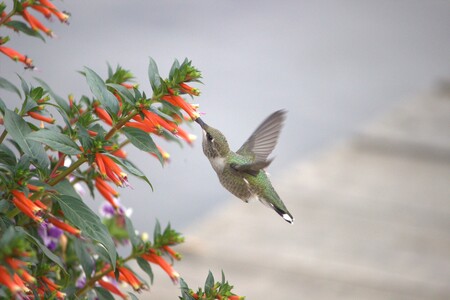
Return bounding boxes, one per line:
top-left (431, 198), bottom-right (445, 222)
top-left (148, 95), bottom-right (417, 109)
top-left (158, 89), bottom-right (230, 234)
top-left (38, 221), bottom-right (63, 251)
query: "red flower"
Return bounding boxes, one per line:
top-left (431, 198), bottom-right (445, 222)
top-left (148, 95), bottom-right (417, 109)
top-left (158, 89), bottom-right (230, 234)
top-left (151, 145), bottom-right (170, 163)
top-left (163, 245), bottom-right (181, 260)
top-left (95, 177), bottom-right (119, 209)
top-left (179, 82), bottom-right (200, 96)
top-left (0, 266), bottom-right (21, 295)
top-left (161, 94), bottom-right (200, 120)
top-left (0, 46), bottom-right (34, 68)
top-left (11, 190), bottom-right (45, 222)
top-left (104, 145), bottom-right (127, 159)
top-left (96, 153), bottom-right (128, 187)
top-left (98, 279), bottom-right (128, 299)
top-left (22, 9), bottom-right (53, 36)
top-left (38, 0), bottom-right (69, 23)
top-left (47, 216), bottom-right (81, 236)
top-left (125, 120), bottom-right (158, 134)
top-left (110, 266), bottom-right (148, 292)
top-left (28, 111), bottom-right (55, 124)
top-left (141, 250), bottom-right (180, 284)
top-left (40, 276), bottom-right (65, 299)
top-left (175, 126), bottom-right (196, 145)
top-left (94, 106), bottom-right (113, 126)
top-left (31, 5), bottom-right (52, 19)
top-left (141, 110), bottom-right (178, 133)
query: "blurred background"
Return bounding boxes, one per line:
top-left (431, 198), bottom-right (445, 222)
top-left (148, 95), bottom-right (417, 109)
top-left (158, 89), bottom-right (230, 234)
top-left (1, 0), bottom-right (449, 298)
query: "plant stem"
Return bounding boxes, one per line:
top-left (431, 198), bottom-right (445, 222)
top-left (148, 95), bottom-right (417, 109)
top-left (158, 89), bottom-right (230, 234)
top-left (0, 3), bottom-right (18, 26)
top-left (47, 156), bottom-right (87, 186)
top-left (0, 130), bottom-right (7, 144)
top-left (104, 110), bottom-right (138, 140)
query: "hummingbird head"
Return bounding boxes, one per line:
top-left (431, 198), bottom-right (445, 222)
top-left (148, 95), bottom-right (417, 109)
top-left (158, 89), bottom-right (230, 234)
top-left (195, 117), bottom-right (230, 158)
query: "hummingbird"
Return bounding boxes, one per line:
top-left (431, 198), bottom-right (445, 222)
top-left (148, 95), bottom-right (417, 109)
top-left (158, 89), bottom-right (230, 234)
top-left (195, 110), bottom-right (294, 224)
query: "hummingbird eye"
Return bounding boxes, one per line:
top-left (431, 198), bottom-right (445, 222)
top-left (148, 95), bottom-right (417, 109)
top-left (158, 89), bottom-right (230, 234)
top-left (206, 132), bottom-right (214, 142)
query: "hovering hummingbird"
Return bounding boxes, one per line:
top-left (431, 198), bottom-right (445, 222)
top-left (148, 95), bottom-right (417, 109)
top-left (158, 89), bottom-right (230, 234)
top-left (195, 110), bottom-right (294, 224)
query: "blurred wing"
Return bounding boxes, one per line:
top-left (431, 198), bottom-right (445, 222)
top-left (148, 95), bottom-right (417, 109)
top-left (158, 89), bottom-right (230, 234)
top-left (237, 110), bottom-right (286, 162)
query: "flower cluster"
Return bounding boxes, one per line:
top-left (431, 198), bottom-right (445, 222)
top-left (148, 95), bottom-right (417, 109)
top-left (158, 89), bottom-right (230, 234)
top-left (0, 8), bottom-right (245, 295)
top-left (180, 271), bottom-right (245, 300)
top-left (0, 0), bottom-right (69, 69)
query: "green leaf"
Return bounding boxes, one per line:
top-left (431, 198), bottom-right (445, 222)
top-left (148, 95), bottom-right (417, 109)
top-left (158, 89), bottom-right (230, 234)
top-left (205, 271), bottom-right (215, 292)
top-left (0, 98), bottom-right (6, 113)
top-left (113, 157), bottom-right (153, 190)
top-left (106, 83), bottom-right (135, 104)
top-left (54, 179), bottom-right (83, 200)
top-left (84, 67), bottom-right (120, 115)
top-left (148, 57), bottom-right (161, 92)
top-left (76, 124), bottom-right (94, 151)
top-left (94, 287), bottom-right (115, 300)
top-left (0, 77), bottom-right (21, 98)
top-left (52, 194), bottom-right (117, 268)
top-left (0, 144), bottom-right (17, 165)
top-left (179, 278), bottom-right (196, 300)
top-left (3, 108), bottom-right (50, 169)
top-left (127, 292), bottom-right (139, 300)
top-left (153, 219), bottom-right (161, 242)
top-left (18, 75), bottom-right (30, 96)
top-left (26, 129), bottom-right (82, 155)
top-left (34, 78), bottom-right (70, 113)
top-left (124, 216), bottom-right (142, 248)
top-left (30, 86), bottom-right (44, 101)
top-left (5, 20), bottom-right (45, 41)
top-left (136, 257), bottom-right (154, 284)
top-left (73, 238), bottom-right (95, 279)
top-left (122, 127), bottom-right (163, 164)
top-left (15, 227), bottom-right (66, 271)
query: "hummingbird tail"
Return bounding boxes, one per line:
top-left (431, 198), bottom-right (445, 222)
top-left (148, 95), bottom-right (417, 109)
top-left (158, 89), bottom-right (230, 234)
top-left (273, 205), bottom-right (294, 224)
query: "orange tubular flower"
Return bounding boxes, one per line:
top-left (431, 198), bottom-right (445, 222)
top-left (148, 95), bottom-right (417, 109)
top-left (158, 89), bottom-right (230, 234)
top-left (0, 266), bottom-right (21, 294)
top-left (22, 9), bottom-right (53, 36)
top-left (95, 177), bottom-right (119, 197)
top-left (163, 245), bottom-right (181, 260)
top-left (98, 279), bottom-right (127, 300)
top-left (40, 276), bottom-right (66, 299)
top-left (151, 145), bottom-right (170, 163)
top-left (19, 269), bottom-right (36, 285)
top-left (95, 177), bottom-right (119, 209)
top-left (0, 46), bottom-right (34, 68)
top-left (87, 130), bottom-right (98, 137)
top-left (39, 0), bottom-right (69, 23)
top-left (141, 110), bottom-right (178, 133)
top-left (179, 82), bottom-right (200, 96)
top-left (47, 216), bottom-right (81, 236)
top-left (141, 250), bottom-right (180, 284)
top-left (104, 146), bottom-right (127, 159)
top-left (117, 266), bottom-right (147, 291)
top-left (31, 5), bottom-right (52, 19)
top-left (161, 95), bottom-right (200, 120)
top-left (125, 121), bottom-right (158, 134)
top-left (13, 274), bottom-right (30, 294)
top-left (95, 153), bottom-right (107, 177)
top-left (94, 106), bottom-right (113, 126)
top-left (28, 111), bottom-right (55, 124)
top-left (11, 190), bottom-right (44, 222)
top-left (97, 154), bottom-right (128, 187)
top-left (175, 126), bottom-right (196, 145)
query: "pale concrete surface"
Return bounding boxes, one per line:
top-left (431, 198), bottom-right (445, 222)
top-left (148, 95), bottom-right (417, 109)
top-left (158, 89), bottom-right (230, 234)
top-left (139, 87), bottom-right (450, 299)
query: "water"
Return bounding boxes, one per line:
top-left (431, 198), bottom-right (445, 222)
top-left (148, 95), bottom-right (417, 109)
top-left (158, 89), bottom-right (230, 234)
top-left (1, 0), bottom-right (449, 233)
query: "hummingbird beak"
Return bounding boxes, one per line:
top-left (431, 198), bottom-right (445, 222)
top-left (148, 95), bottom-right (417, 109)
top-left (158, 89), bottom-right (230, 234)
top-left (195, 117), bottom-right (208, 129)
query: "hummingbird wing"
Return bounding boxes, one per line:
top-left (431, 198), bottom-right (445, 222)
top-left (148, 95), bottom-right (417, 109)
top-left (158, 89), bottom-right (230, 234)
top-left (230, 159), bottom-right (273, 176)
top-left (237, 109), bottom-right (286, 164)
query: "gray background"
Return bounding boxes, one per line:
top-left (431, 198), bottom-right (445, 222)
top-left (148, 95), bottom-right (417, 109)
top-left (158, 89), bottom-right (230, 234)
top-left (1, 0), bottom-right (449, 232)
